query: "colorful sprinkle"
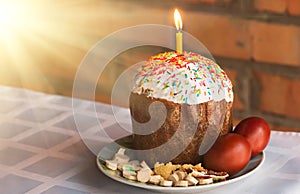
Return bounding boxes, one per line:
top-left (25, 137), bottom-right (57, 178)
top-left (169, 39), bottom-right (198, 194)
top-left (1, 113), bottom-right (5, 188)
top-left (132, 51), bottom-right (233, 104)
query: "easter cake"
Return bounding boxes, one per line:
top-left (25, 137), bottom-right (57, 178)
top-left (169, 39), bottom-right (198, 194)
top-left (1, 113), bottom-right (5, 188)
top-left (129, 51), bottom-right (233, 165)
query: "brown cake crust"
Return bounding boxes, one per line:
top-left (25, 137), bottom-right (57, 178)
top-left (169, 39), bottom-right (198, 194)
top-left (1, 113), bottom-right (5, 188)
top-left (130, 93), bottom-right (233, 165)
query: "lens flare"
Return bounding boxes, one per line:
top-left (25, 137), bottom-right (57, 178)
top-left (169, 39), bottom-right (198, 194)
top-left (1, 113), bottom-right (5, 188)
top-left (0, 0), bottom-right (100, 91)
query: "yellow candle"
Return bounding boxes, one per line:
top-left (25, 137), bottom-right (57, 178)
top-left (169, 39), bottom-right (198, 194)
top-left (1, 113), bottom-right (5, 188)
top-left (174, 8), bottom-right (183, 54)
top-left (176, 31), bottom-right (182, 54)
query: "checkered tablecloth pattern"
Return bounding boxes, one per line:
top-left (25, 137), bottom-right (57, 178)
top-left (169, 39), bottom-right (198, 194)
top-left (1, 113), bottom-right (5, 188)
top-left (0, 86), bottom-right (137, 194)
top-left (0, 86), bottom-right (299, 194)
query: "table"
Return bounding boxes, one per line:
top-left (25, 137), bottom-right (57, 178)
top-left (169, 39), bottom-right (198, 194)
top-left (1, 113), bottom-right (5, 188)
top-left (0, 86), bottom-right (299, 194)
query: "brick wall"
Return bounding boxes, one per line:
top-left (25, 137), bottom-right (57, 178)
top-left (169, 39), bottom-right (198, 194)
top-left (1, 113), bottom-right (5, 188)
top-left (1, 0), bottom-right (300, 131)
top-left (96, 0), bottom-right (300, 132)
top-left (180, 0), bottom-right (300, 131)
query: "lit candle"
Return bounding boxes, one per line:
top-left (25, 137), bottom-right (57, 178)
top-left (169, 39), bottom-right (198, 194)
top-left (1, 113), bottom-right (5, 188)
top-left (174, 8), bottom-right (183, 54)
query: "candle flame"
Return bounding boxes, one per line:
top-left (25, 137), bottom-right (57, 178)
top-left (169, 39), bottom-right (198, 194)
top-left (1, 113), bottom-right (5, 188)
top-left (174, 8), bottom-right (182, 30)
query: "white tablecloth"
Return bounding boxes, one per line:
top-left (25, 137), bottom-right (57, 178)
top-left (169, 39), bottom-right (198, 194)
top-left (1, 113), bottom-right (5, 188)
top-left (0, 86), bottom-right (299, 194)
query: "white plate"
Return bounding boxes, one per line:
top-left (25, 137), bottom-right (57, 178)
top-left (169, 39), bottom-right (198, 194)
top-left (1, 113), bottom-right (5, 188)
top-left (97, 135), bottom-right (265, 193)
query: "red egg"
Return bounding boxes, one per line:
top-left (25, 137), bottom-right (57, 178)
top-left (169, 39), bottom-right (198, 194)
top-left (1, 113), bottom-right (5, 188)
top-left (234, 117), bottom-right (271, 157)
top-left (203, 133), bottom-right (251, 175)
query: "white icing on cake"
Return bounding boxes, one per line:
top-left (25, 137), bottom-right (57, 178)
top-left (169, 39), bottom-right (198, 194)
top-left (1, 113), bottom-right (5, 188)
top-left (132, 52), bottom-right (233, 104)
